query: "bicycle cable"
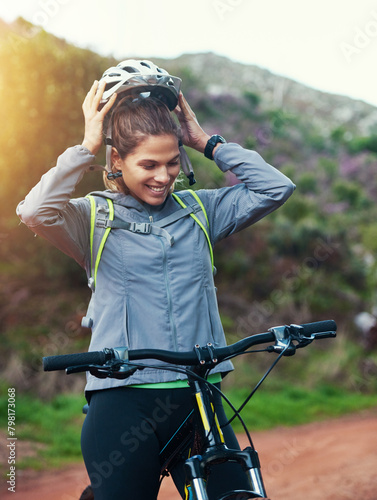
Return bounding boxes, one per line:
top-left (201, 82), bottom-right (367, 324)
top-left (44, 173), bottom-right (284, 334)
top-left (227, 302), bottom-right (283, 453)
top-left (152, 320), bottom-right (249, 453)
top-left (223, 342), bottom-right (291, 427)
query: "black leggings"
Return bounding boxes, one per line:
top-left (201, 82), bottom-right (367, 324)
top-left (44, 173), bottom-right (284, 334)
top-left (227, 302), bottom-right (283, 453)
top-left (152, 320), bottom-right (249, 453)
top-left (81, 385), bottom-right (250, 499)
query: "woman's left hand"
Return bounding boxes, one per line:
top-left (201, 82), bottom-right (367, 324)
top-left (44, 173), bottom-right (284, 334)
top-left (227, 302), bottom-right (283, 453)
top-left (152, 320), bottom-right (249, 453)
top-left (174, 93), bottom-right (210, 153)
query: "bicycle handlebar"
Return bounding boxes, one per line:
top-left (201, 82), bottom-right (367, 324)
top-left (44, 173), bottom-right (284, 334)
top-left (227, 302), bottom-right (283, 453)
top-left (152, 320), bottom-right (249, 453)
top-left (43, 320), bottom-right (337, 372)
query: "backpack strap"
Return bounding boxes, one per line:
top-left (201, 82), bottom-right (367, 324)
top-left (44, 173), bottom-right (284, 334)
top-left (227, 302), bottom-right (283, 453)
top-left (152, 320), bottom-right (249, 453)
top-left (86, 195), bottom-right (114, 291)
top-left (172, 189), bottom-right (214, 272)
top-left (86, 190), bottom-right (214, 291)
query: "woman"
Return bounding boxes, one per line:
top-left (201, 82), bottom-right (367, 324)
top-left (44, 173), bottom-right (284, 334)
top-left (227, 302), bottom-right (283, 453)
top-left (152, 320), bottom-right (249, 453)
top-left (17, 60), bottom-right (295, 499)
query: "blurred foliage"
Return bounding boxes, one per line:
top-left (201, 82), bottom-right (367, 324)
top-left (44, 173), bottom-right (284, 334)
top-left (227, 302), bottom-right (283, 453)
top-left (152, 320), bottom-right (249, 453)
top-left (0, 18), bottom-right (115, 224)
top-left (348, 135), bottom-right (377, 154)
top-left (1, 18), bottom-right (377, 404)
top-left (243, 90), bottom-right (261, 109)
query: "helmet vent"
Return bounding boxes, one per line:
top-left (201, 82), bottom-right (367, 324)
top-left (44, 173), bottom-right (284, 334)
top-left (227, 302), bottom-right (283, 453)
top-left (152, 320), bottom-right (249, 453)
top-left (122, 66), bottom-right (138, 73)
top-left (105, 82), bottom-right (118, 91)
top-left (140, 62), bottom-right (151, 68)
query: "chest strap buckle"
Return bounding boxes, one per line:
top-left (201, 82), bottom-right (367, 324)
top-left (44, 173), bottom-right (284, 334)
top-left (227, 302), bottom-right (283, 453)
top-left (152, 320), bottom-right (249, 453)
top-left (129, 222), bottom-right (152, 234)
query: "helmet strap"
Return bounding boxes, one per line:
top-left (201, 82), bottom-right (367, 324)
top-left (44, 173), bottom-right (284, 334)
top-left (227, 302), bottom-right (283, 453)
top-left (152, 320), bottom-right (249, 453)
top-left (105, 121), bottom-right (113, 178)
top-left (179, 141), bottom-right (196, 186)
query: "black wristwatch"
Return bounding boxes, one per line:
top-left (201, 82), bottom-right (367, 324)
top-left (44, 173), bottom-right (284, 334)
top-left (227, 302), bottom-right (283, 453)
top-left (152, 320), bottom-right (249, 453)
top-left (204, 134), bottom-right (226, 160)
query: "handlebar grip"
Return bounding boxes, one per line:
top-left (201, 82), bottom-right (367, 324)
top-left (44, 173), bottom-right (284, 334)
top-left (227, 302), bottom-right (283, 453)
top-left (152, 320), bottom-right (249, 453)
top-left (43, 351), bottom-right (107, 371)
top-left (300, 319), bottom-right (337, 336)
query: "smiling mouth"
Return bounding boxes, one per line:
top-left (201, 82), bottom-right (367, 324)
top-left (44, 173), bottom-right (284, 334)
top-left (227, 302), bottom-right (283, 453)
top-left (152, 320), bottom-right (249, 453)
top-left (147, 185), bottom-right (167, 193)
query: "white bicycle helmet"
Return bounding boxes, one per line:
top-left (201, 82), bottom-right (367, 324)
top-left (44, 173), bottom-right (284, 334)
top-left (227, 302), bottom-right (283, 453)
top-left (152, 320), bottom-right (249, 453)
top-left (101, 59), bottom-right (195, 185)
top-left (99, 59), bottom-right (181, 111)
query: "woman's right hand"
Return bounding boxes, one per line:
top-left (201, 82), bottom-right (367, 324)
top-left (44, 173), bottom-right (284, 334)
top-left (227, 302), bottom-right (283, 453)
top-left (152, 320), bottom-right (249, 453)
top-left (174, 92), bottom-right (210, 153)
top-left (81, 80), bottom-right (117, 155)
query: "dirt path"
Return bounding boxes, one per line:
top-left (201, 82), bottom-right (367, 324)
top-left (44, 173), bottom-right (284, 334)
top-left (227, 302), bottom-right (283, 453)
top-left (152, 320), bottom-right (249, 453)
top-left (2, 410), bottom-right (376, 500)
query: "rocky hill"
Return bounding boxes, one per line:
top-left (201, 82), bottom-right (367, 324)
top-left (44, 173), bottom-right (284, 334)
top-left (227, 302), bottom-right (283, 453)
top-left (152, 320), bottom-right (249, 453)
top-left (158, 52), bottom-right (377, 135)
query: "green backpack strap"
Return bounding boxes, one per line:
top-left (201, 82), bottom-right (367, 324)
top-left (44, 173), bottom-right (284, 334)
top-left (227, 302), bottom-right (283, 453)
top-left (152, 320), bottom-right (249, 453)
top-left (172, 189), bottom-right (214, 272)
top-left (86, 195), bottom-right (114, 291)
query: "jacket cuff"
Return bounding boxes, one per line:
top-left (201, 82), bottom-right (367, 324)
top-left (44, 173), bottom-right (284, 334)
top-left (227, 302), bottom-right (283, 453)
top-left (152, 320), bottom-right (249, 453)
top-left (213, 142), bottom-right (247, 172)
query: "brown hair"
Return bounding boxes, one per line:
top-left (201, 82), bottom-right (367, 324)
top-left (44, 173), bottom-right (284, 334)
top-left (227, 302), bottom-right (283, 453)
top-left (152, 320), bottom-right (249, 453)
top-left (104, 96), bottom-right (181, 193)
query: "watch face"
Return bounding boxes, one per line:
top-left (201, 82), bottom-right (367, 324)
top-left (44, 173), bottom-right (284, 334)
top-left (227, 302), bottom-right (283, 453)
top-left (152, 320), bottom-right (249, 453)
top-left (212, 135), bottom-right (225, 145)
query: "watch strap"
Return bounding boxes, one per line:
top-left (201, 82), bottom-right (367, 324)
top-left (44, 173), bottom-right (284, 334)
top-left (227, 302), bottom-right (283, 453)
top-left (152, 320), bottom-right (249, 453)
top-left (204, 135), bottom-right (226, 160)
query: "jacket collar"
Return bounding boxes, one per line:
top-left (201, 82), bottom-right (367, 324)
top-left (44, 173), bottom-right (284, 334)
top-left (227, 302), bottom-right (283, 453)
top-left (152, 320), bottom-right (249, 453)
top-left (88, 190), bottom-right (179, 221)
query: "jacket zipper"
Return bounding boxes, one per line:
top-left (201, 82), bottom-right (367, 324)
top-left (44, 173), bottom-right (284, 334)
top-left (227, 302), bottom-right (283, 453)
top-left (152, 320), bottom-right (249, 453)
top-left (157, 236), bottom-right (178, 351)
top-left (146, 207), bottom-right (177, 350)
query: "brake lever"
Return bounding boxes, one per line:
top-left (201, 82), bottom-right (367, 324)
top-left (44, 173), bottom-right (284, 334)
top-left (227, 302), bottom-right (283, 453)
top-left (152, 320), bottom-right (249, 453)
top-left (65, 360), bottom-right (140, 380)
top-left (289, 324), bottom-right (336, 346)
top-left (66, 364), bottom-right (93, 375)
top-left (269, 323), bottom-right (333, 355)
top-left (88, 362), bottom-right (140, 380)
top-left (65, 362), bottom-right (122, 377)
top-left (310, 331), bottom-right (337, 339)
top-left (268, 325), bottom-right (298, 356)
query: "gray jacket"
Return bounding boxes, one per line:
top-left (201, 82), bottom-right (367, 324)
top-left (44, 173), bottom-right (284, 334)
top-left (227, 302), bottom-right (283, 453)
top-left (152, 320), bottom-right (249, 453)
top-left (17, 142), bottom-right (295, 391)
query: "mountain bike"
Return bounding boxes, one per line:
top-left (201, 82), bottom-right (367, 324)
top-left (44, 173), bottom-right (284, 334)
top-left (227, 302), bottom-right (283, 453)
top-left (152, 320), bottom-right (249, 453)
top-left (43, 319), bottom-right (337, 499)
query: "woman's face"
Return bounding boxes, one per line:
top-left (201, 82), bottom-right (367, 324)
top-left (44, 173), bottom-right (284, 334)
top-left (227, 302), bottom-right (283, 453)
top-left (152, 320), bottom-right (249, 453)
top-left (114, 134), bottom-right (181, 205)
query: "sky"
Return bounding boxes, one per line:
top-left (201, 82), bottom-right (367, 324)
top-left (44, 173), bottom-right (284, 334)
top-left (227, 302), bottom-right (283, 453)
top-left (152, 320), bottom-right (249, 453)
top-left (1, 0), bottom-right (377, 107)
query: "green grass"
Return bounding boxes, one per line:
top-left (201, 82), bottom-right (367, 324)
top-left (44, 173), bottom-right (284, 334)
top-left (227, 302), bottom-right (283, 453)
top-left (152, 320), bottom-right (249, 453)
top-left (224, 384), bottom-right (377, 432)
top-left (0, 385), bottom-right (375, 472)
top-left (0, 391), bottom-right (86, 470)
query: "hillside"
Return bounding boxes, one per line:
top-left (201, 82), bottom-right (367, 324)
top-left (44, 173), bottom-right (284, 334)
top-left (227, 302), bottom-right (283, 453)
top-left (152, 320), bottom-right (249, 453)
top-left (0, 17), bottom-right (376, 397)
top-left (161, 52), bottom-right (377, 135)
